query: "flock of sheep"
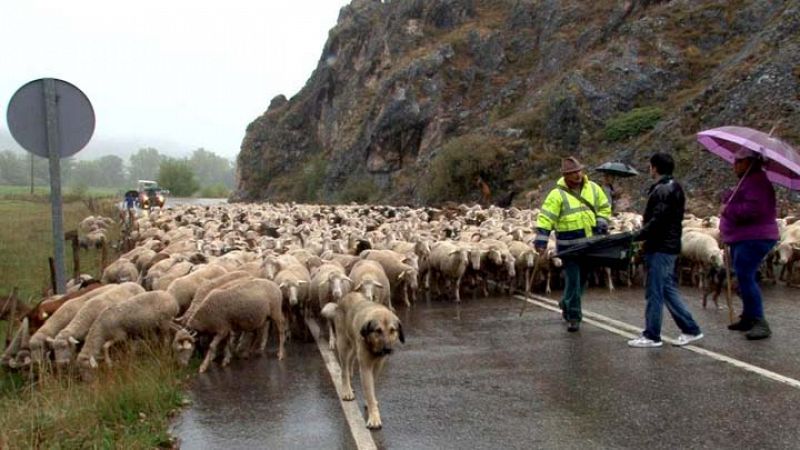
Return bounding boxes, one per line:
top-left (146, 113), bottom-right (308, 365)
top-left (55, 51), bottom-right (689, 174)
top-left (2, 201), bottom-right (799, 382)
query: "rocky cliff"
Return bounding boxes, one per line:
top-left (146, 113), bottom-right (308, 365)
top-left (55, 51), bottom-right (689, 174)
top-left (235, 0), bottom-right (800, 213)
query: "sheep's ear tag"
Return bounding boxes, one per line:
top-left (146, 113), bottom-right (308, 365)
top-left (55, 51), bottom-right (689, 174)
top-left (89, 356), bottom-right (99, 368)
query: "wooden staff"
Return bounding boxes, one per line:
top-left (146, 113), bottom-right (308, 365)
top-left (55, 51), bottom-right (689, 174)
top-left (724, 245), bottom-right (735, 324)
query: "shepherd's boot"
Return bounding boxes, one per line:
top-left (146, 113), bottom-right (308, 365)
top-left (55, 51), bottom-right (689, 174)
top-left (745, 318), bottom-right (771, 340)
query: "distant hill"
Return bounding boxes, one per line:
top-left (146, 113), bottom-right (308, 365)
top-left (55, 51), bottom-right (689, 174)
top-left (235, 0), bottom-right (800, 214)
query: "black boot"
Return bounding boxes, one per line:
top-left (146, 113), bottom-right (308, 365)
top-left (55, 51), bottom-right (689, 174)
top-left (728, 316), bottom-right (755, 331)
top-left (746, 318), bottom-right (771, 340)
top-left (567, 321), bottom-right (580, 332)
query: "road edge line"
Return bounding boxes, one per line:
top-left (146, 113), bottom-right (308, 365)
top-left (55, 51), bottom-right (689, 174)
top-left (306, 317), bottom-right (378, 450)
top-left (514, 293), bottom-right (800, 390)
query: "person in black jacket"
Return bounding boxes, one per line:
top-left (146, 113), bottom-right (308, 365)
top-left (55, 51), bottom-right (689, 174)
top-left (628, 153), bottom-right (703, 348)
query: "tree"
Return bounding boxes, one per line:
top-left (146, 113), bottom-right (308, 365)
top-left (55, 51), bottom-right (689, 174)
top-left (158, 159), bottom-right (199, 196)
top-left (128, 147), bottom-right (164, 184)
top-left (0, 150), bottom-right (26, 185)
top-left (188, 148), bottom-right (235, 189)
top-left (96, 155), bottom-right (125, 187)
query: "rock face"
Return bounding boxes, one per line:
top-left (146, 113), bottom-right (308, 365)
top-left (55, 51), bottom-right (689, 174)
top-left (236, 0), bottom-right (800, 210)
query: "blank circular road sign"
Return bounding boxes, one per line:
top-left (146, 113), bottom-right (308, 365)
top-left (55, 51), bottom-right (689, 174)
top-left (6, 78), bottom-right (95, 158)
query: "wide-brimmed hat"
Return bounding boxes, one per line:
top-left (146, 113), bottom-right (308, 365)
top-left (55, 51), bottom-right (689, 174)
top-left (561, 156), bottom-right (585, 174)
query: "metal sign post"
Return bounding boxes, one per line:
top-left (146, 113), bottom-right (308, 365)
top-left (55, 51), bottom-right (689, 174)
top-left (43, 79), bottom-right (67, 293)
top-left (7, 78), bottom-right (95, 294)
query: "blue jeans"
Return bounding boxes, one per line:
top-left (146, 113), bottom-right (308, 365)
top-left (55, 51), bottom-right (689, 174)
top-left (643, 253), bottom-right (701, 342)
top-left (730, 239), bottom-right (776, 320)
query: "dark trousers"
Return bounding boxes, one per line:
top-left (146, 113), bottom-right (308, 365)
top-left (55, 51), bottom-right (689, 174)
top-left (560, 257), bottom-right (589, 322)
top-left (730, 239), bottom-right (777, 320)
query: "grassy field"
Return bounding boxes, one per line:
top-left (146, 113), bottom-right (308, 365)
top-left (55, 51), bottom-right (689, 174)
top-left (0, 193), bottom-right (191, 448)
top-left (0, 185), bottom-right (120, 199)
top-left (0, 196), bottom-right (118, 302)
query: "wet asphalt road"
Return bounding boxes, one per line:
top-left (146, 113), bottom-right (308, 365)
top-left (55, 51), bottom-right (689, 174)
top-left (172, 284), bottom-right (800, 449)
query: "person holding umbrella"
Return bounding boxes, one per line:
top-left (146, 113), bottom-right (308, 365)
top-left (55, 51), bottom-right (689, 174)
top-left (596, 161), bottom-right (640, 212)
top-left (720, 148), bottom-right (780, 340)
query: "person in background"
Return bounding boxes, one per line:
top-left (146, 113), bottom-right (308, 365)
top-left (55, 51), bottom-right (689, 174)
top-left (533, 156), bottom-right (611, 332)
top-left (601, 172), bottom-right (618, 212)
top-left (629, 153), bottom-right (703, 348)
top-left (720, 148), bottom-right (779, 340)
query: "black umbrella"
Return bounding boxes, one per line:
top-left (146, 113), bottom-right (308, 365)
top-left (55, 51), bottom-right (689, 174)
top-left (596, 161), bottom-right (640, 178)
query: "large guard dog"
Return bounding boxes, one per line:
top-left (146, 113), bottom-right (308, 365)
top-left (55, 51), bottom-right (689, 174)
top-left (322, 292), bottom-right (404, 429)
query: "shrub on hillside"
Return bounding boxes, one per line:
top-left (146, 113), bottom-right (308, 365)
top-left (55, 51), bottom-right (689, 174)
top-left (603, 107), bottom-right (663, 142)
top-left (422, 134), bottom-right (510, 204)
top-left (336, 176), bottom-right (379, 204)
top-left (291, 156), bottom-right (327, 202)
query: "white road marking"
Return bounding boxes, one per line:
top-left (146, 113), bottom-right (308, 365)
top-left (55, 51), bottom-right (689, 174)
top-left (306, 318), bottom-right (378, 450)
top-left (516, 293), bottom-right (800, 390)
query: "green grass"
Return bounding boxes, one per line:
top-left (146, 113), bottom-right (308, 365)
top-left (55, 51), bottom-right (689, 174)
top-left (0, 197), bottom-right (194, 448)
top-left (603, 107), bottom-right (664, 142)
top-left (0, 341), bottom-right (191, 449)
top-left (0, 198), bottom-right (120, 302)
top-left (0, 185), bottom-right (119, 199)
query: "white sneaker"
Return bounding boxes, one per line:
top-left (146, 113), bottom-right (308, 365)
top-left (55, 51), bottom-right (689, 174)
top-left (627, 335), bottom-right (663, 348)
top-left (674, 333), bottom-right (704, 347)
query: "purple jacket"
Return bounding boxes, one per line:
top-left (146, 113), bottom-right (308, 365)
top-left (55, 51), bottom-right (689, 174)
top-left (720, 169), bottom-right (779, 244)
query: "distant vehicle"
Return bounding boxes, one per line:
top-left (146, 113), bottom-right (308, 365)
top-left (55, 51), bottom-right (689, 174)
top-left (136, 179), bottom-right (166, 209)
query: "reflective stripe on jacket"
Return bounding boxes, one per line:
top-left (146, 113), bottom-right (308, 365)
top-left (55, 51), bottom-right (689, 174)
top-left (534, 175), bottom-right (611, 250)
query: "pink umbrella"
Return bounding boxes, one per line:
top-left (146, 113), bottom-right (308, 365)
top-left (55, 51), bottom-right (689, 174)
top-left (697, 126), bottom-right (800, 190)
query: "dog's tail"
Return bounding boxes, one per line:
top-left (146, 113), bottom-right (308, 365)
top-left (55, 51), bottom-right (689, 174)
top-left (321, 302), bottom-right (339, 320)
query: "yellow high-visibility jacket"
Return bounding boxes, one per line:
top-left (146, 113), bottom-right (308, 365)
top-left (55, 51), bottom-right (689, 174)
top-left (534, 175), bottom-right (611, 250)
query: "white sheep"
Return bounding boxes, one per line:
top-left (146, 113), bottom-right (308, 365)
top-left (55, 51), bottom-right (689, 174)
top-left (681, 230), bottom-right (724, 289)
top-left (76, 291), bottom-right (180, 382)
top-left (508, 241), bottom-right (539, 297)
top-left (310, 263), bottom-right (353, 350)
top-left (50, 282), bottom-right (145, 368)
top-left (177, 278), bottom-right (286, 373)
top-left (101, 258), bottom-right (139, 284)
top-left (28, 284), bottom-right (118, 365)
top-left (176, 270), bottom-right (254, 325)
top-left (349, 259), bottom-right (392, 309)
top-left (360, 249), bottom-right (419, 307)
top-left (166, 264), bottom-right (228, 314)
top-left (429, 241), bottom-right (470, 303)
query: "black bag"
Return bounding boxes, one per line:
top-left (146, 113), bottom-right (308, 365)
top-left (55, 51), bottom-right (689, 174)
top-left (556, 232), bottom-right (635, 270)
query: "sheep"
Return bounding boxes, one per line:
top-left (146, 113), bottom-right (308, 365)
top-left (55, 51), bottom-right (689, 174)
top-left (429, 241), bottom-right (470, 303)
top-left (176, 270), bottom-right (254, 325)
top-left (1, 318), bottom-right (30, 370)
top-left (166, 265), bottom-right (228, 314)
top-left (360, 249), bottom-right (419, 306)
top-left (776, 226), bottom-right (800, 285)
top-left (475, 240), bottom-right (516, 296)
top-left (76, 291), bottom-right (180, 382)
top-left (65, 274), bottom-right (94, 293)
top-left (50, 282), bottom-right (145, 368)
top-left (680, 230), bottom-right (724, 289)
top-left (349, 259), bottom-right (392, 309)
top-left (176, 278), bottom-right (286, 373)
top-left (274, 262), bottom-right (311, 309)
top-left (149, 260), bottom-right (195, 291)
top-left (319, 251), bottom-right (361, 272)
top-left (311, 263), bottom-right (353, 350)
top-left (508, 241), bottom-right (539, 297)
top-left (101, 258), bottom-right (139, 284)
top-left (28, 284), bottom-right (118, 366)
